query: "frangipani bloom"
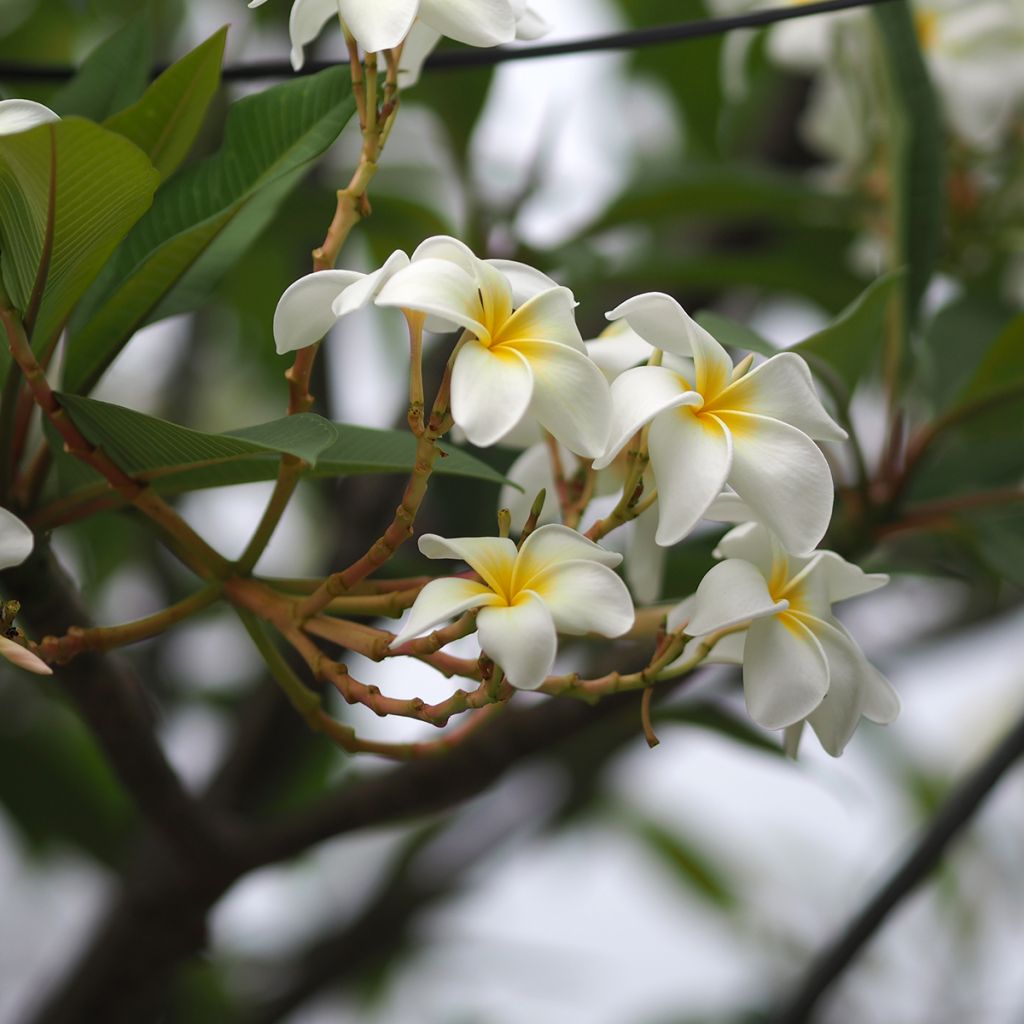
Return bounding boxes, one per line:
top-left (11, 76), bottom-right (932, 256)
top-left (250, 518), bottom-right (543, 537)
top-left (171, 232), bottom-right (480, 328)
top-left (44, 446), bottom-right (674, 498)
top-left (671, 522), bottom-right (898, 756)
top-left (249, 0), bottom-right (541, 71)
top-left (391, 525), bottom-right (635, 690)
top-left (272, 236), bottom-right (612, 456)
top-left (0, 507), bottom-right (51, 676)
top-left (593, 292), bottom-right (847, 554)
top-left (0, 99), bottom-right (59, 135)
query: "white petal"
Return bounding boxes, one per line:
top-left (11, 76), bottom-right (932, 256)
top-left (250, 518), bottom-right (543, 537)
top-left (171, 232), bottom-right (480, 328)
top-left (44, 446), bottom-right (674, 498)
top-left (526, 562), bottom-right (634, 637)
top-left (451, 339), bottom-right (533, 447)
top-left (0, 507), bottom-right (34, 569)
top-left (808, 551), bottom-right (889, 604)
top-left (663, 629), bottom-right (746, 675)
top-left (667, 596), bottom-right (693, 635)
top-left (592, 365), bottom-right (702, 469)
top-left (625, 501), bottom-right (665, 604)
top-left (742, 614), bottom-right (829, 730)
top-left (477, 594), bottom-right (557, 690)
top-left (714, 352), bottom-right (847, 442)
top-left (0, 636), bottom-right (52, 675)
top-left (606, 292), bottom-right (704, 360)
top-left (289, 0), bottom-right (342, 69)
top-left (783, 722), bottom-right (804, 759)
top-left (418, 0), bottom-right (517, 46)
top-left (410, 234), bottom-right (480, 276)
top-left (802, 616), bottom-right (874, 756)
top-left (339, 0), bottom-right (417, 51)
top-left (585, 321), bottom-right (656, 382)
top-left (499, 443), bottom-right (560, 531)
top-left (705, 489), bottom-right (756, 524)
top-left (861, 662), bottom-right (900, 725)
top-left (397, 22), bottom-right (441, 86)
top-left (713, 521), bottom-right (785, 588)
top-left (417, 534), bottom-right (518, 596)
top-left (687, 558), bottom-right (788, 636)
top-left (272, 270), bottom-right (362, 354)
top-left (648, 410), bottom-right (732, 546)
top-left (719, 411), bottom-right (834, 556)
top-left (0, 99), bottom-right (59, 136)
top-left (497, 286), bottom-right (584, 351)
top-left (515, 524), bottom-right (622, 593)
top-left (487, 259), bottom-right (560, 305)
top-left (686, 313), bottom-right (736, 399)
top-left (390, 577), bottom-right (500, 646)
top-left (513, 340), bottom-right (611, 457)
top-left (514, 5), bottom-right (550, 39)
top-left (332, 250), bottom-right (410, 317)
top-left (376, 258), bottom-right (487, 337)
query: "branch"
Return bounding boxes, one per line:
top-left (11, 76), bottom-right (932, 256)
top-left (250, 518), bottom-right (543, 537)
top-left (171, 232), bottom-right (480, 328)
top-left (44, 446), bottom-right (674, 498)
top-left (770, 701), bottom-right (1024, 1023)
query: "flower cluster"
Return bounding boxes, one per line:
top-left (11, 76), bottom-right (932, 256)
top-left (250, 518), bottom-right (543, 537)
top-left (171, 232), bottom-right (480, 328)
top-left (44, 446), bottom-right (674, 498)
top-left (272, 235), bottom-right (897, 756)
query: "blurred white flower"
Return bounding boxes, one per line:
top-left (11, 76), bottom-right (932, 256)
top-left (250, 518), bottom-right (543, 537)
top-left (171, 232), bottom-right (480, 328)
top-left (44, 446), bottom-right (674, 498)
top-left (593, 292), bottom-right (846, 554)
top-left (391, 524), bottom-right (634, 689)
top-left (0, 507), bottom-right (51, 676)
top-left (671, 521), bottom-right (899, 755)
top-left (249, 0), bottom-right (535, 72)
top-left (0, 98), bottom-right (58, 135)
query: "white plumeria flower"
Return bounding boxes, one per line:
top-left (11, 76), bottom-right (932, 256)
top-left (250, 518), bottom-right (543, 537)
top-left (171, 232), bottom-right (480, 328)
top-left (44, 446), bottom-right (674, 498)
top-left (391, 525), bottom-right (635, 690)
top-left (0, 99), bottom-right (59, 135)
top-left (593, 292), bottom-right (847, 554)
top-left (248, 0), bottom-right (525, 70)
top-left (399, 1), bottom-right (549, 86)
top-left (0, 507), bottom-right (52, 676)
top-left (670, 521), bottom-right (899, 756)
top-left (374, 236), bottom-right (612, 456)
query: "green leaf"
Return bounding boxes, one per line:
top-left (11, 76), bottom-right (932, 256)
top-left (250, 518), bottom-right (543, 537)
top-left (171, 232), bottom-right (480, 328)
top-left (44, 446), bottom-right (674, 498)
top-left (872, 4), bottom-right (943, 326)
top-left (696, 311), bottom-right (775, 356)
top-left (57, 394), bottom-right (340, 472)
top-left (40, 402), bottom-right (512, 527)
top-left (795, 270), bottom-right (903, 393)
top-left (64, 66), bottom-right (356, 394)
top-left (50, 17), bottom-right (153, 121)
top-left (591, 164), bottom-right (855, 236)
top-left (105, 27), bottom-right (227, 182)
top-left (956, 313), bottom-right (1024, 408)
top-left (631, 815), bottom-right (737, 910)
top-left (0, 118), bottom-right (159, 363)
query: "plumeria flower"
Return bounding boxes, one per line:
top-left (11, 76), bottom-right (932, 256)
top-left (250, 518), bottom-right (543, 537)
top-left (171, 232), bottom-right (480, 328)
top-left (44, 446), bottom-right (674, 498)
top-left (391, 525), bottom-right (635, 690)
top-left (0, 99), bottom-right (59, 135)
top-left (0, 507), bottom-right (52, 676)
top-left (496, 320), bottom-right (663, 602)
top-left (593, 292), bottom-right (847, 554)
top-left (248, 0), bottom-right (530, 70)
top-left (670, 521), bottom-right (899, 756)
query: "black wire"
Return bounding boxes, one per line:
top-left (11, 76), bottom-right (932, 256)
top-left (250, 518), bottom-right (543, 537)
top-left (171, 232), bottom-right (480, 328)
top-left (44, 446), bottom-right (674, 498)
top-left (0, 0), bottom-right (904, 83)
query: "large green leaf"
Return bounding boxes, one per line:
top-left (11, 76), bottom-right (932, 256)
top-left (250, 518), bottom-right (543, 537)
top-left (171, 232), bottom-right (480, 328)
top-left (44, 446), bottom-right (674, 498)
top-left (39, 400), bottom-right (511, 527)
top-left (50, 17), bottom-right (153, 121)
top-left (872, 4), bottom-right (943, 328)
top-left (64, 66), bottom-right (356, 394)
top-left (0, 118), bottom-right (159, 365)
top-left (57, 394), bottom-right (340, 473)
top-left (105, 27), bottom-right (227, 182)
top-left (794, 270), bottom-right (903, 393)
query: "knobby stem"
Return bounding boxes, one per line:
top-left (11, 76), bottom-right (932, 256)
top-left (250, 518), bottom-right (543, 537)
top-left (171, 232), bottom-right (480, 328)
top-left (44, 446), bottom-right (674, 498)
top-left (1, 305), bottom-right (231, 581)
top-left (34, 585), bottom-right (222, 665)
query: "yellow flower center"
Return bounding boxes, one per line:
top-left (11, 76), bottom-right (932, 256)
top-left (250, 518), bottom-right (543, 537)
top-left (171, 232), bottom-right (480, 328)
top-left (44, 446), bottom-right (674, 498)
top-left (914, 9), bottom-right (939, 51)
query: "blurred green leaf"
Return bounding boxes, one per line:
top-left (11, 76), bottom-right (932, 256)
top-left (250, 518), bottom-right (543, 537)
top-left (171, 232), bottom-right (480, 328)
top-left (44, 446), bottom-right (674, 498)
top-left (105, 27), bottom-right (226, 182)
top-left (0, 118), bottom-right (158, 369)
top-left (65, 66), bottom-right (356, 393)
top-left (956, 313), bottom-right (1024, 408)
top-left (964, 504), bottom-right (1024, 587)
top-left (0, 693), bottom-right (133, 865)
top-left (50, 16), bottom-right (152, 121)
top-left (632, 816), bottom-right (737, 910)
top-left (872, 3), bottom-right (943, 327)
top-left (696, 310), bottom-right (775, 356)
top-left (795, 270), bottom-right (903, 393)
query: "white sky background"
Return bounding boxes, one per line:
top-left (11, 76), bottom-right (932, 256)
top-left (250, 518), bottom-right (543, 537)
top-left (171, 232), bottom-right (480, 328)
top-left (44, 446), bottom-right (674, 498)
top-left (3, 2), bottom-right (1024, 1023)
